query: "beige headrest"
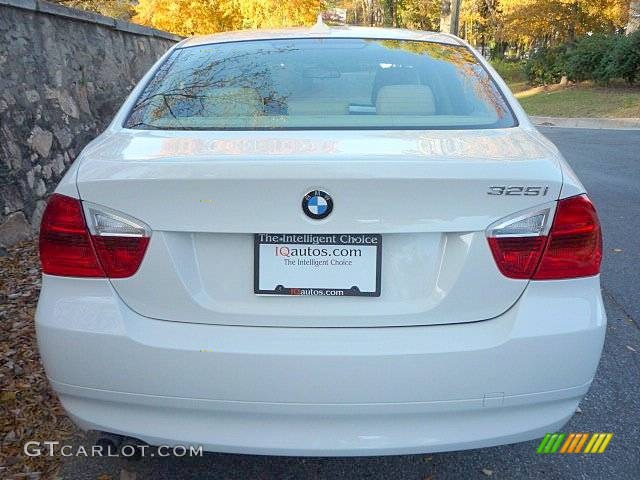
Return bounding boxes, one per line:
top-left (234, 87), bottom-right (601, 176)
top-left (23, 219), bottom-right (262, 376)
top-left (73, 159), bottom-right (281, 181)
top-left (375, 85), bottom-right (436, 116)
top-left (287, 100), bottom-right (348, 115)
top-left (202, 87), bottom-right (262, 117)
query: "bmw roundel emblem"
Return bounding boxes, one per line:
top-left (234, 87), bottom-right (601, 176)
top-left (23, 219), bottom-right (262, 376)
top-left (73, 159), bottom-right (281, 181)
top-left (302, 190), bottom-right (333, 220)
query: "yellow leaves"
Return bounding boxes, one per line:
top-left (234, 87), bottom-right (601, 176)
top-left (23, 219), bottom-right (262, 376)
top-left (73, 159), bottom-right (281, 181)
top-left (238, 0), bottom-right (321, 29)
top-left (457, 0), bottom-right (631, 50)
top-left (0, 390), bottom-right (17, 402)
top-left (132, 0), bottom-right (322, 36)
top-left (397, 0), bottom-right (441, 31)
top-left (495, 0), bottom-right (629, 46)
top-left (57, 0), bottom-right (134, 20)
top-left (132, 0), bottom-right (241, 36)
top-left (131, 0), bottom-right (629, 47)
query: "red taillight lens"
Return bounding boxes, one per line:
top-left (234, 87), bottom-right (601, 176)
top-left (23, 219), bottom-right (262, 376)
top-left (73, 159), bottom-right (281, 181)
top-left (533, 195), bottom-right (602, 280)
top-left (91, 236), bottom-right (150, 278)
top-left (487, 194), bottom-right (602, 281)
top-left (39, 194), bottom-right (105, 277)
top-left (488, 236), bottom-right (547, 279)
top-left (39, 194), bottom-right (150, 278)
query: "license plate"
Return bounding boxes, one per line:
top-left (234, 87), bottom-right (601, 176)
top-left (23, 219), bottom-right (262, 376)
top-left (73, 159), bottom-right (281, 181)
top-left (254, 233), bottom-right (382, 297)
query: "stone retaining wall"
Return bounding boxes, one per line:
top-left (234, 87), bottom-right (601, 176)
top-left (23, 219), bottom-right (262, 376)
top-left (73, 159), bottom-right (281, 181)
top-left (0, 0), bottom-right (181, 247)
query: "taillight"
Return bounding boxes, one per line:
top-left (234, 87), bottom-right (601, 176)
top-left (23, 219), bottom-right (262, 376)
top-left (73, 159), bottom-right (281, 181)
top-left (487, 195), bottom-right (601, 280)
top-left (487, 236), bottom-right (547, 279)
top-left (487, 204), bottom-right (552, 279)
top-left (533, 195), bottom-right (602, 280)
top-left (40, 194), bottom-right (105, 277)
top-left (82, 201), bottom-right (151, 278)
top-left (39, 194), bottom-right (151, 278)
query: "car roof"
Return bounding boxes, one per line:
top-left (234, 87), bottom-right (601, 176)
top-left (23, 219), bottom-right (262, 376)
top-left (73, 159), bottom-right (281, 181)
top-left (177, 25), bottom-right (463, 49)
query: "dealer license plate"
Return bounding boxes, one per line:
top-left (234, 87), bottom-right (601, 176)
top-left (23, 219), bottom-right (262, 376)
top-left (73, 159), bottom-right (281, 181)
top-left (254, 233), bottom-right (382, 297)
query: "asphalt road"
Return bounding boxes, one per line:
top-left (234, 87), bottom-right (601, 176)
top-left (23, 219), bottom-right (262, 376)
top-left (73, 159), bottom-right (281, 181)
top-left (60, 128), bottom-right (640, 480)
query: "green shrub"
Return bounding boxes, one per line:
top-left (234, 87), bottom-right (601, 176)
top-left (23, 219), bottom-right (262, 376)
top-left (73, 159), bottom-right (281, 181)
top-left (611, 31), bottom-right (640, 84)
top-left (490, 59), bottom-right (527, 84)
top-left (566, 34), bottom-right (618, 84)
top-left (524, 46), bottom-right (568, 85)
top-left (524, 32), bottom-right (640, 86)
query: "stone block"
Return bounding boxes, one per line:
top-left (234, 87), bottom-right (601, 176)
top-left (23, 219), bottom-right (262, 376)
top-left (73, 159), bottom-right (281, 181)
top-left (0, 0), bottom-right (37, 11)
top-left (0, 212), bottom-right (32, 247)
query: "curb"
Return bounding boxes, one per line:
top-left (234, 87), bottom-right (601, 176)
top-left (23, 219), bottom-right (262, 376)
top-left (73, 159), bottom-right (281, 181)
top-left (531, 116), bottom-right (640, 130)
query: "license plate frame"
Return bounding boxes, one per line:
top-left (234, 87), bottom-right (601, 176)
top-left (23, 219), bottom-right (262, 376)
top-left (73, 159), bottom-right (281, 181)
top-left (254, 233), bottom-right (382, 297)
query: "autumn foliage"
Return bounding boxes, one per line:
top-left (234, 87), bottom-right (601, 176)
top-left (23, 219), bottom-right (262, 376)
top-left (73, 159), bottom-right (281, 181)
top-left (132, 0), bottom-right (322, 36)
top-left (495, 0), bottom-right (629, 46)
top-left (52, 1), bottom-right (634, 50)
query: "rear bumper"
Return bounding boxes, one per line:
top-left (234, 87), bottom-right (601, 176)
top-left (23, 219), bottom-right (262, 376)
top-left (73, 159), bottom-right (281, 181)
top-left (51, 379), bottom-right (589, 456)
top-left (36, 275), bottom-right (606, 455)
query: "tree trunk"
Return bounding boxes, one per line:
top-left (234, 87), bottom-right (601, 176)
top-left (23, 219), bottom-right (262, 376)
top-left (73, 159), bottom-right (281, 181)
top-left (628, 1), bottom-right (640, 34)
top-left (567, 0), bottom-right (578, 43)
top-left (382, 0), bottom-right (395, 27)
top-left (439, 0), bottom-right (461, 35)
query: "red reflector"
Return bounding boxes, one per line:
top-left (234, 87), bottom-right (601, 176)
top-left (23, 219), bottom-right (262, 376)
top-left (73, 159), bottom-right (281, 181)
top-left (533, 195), bottom-right (602, 280)
top-left (92, 236), bottom-right (150, 278)
top-left (488, 236), bottom-right (547, 279)
top-left (39, 194), bottom-right (105, 277)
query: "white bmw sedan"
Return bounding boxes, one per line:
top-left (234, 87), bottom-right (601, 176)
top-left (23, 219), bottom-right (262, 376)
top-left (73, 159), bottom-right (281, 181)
top-left (36, 26), bottom-right (605, 456)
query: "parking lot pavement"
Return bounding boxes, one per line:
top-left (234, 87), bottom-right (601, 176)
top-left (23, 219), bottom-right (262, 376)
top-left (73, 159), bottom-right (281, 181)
top-left (60, 128), bottom-right (640, 479)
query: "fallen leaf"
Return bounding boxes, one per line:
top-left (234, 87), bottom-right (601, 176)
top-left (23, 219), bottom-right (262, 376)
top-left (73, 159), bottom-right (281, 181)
top-left (0, 241), bottom-right (78, 479)
top-left (482, 469), bottom-right (494, 477)
top-left (120, 469), bottom-right (137, 480)
top-left (0, 391), bottom-right (16, 402)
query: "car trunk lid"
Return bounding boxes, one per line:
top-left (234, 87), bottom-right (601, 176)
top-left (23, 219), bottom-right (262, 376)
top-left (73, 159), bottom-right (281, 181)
top-left (76, 128), bottom-right (562, 327)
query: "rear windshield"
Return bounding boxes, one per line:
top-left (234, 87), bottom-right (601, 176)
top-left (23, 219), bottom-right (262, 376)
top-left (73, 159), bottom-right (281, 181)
top-left (125, 38), bottom-right (516, 130)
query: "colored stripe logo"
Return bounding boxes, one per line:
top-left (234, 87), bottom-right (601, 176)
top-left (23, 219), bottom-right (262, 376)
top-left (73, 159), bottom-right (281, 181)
top-left (537, 433), bottom-right (613, 454)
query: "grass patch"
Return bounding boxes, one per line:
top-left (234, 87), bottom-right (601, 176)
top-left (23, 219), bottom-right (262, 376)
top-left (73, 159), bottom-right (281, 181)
top-left (512, 84), bottom-right (640, 118)
top-left (491, 57), bottom-right (640, 117)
